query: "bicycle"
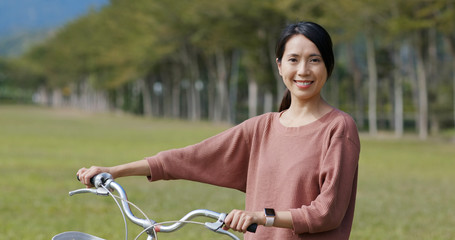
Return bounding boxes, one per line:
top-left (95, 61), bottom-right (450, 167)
top-left (52, 173), bottom-right (257, 240)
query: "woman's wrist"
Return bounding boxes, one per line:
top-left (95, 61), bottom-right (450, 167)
top-left (254, 210), bottom-right (294, 229)
top-left (111, 159), bottom-right (150, 179)
top-left (254, 211), bottom-right (267, 226)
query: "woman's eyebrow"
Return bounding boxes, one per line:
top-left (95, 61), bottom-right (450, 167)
top-left (309, 53), bottom-right (322, 57)
top-left (286, 53), bottom-right (322, 57)
top-left (285, 53), bottom-right (300, 57)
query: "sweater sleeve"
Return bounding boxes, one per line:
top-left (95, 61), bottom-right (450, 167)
top-left (290, 116), bottom-right (360, 234)
top-left (146, 121), bottom-right (252, 192)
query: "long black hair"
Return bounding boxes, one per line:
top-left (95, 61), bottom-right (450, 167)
top-left (276, 21), bottom-right (334, 112)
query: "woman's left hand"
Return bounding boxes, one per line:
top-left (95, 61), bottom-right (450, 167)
top-left (223, 209), bottom-right (263, 233)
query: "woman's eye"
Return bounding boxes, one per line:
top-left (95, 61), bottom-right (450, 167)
top-left (288, 58), bottom-right (298, 63)
top-left (310, 58), bottom-right (321, 63)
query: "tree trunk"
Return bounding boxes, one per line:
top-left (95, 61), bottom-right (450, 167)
top-left (214, 49), bottom-right (231, 122)
top-left (453, 46), bottom-right (455, 132)
top-left (415, 32), bottom-right (429, 140)
top-left (69, 79), bottom-right (108, 112)
top-left (34, 85), bottom-right (51, 106)
top-left (264, 91), bottom-right (273, 113)
top-left (453, 58), bottom-right (455, 132)
top-left (444, 35), bottom-right (455, 134)
top-left (180, 44), bottom-right (198, 121)
top-left (247, 69), bottom-right (258, 118)
top-left (131, 80), bottom-right (142, 114)
top-left (366, 35), bottom-right (378, 136)
top-left (407, 51), bottom-right (420, 134)
top-left (205, 54), bottom-right (217, 121)
top-left (139, 77), bottom-right (153, 117)
top-left (115, 86), bottom-right (124, 112)
top-left (393, 48), bottom-right (404, 138)
top-left (159, 64), bottom-right (172, 118)
top-left (268, 33), bottom-right (285, 109)
top-left (186, 78), bottom-right (197, 121)
top-left (51, 88), bottom-right (63, 107)
top-left (229, 49), bottom-right (241, 124)
top-left (416, 60), bottom-right (428, 140)
top-left (170, 63), bottom-right (181, 118)
top-left (188, 45), bottom-right (202, 121)
top-left (347, 43), bottom-right (365, 129)
top-left (427, 28), bottom-right (438, 136)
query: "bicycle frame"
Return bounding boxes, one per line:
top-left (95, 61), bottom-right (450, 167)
top-left (52, 173), bottom-right (247, 240)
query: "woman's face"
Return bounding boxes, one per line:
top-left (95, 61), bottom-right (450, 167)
top-left (277, 34), bottom-right (328, 104)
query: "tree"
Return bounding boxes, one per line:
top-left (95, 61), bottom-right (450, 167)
top-left (436, 0), bottom-right (455, 133)
top-left (14, 0), bottom-right (455, 136)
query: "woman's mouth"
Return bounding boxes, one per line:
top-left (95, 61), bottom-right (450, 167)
top-left (294, 80), bottom-right (313, 88)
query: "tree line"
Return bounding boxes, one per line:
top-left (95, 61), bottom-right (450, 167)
top-left (1, 0), bottom-right (454, 140)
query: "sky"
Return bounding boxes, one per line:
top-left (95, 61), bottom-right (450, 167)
top-left (0, 0), bottom-right (109, 37)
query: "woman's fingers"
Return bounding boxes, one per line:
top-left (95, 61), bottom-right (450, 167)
top-left (76, 166), bottom-right (108, 187)
top-left (224, 209), bottom-right (259, 233)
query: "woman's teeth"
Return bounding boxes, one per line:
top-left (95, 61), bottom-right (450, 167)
top-left (295, 81), bottom-right (313, 86)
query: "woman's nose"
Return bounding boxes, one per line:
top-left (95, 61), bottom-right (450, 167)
top-left (297, 62), bottom-right (310, 76)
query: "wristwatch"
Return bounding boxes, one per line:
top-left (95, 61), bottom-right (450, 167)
top-left (264, 208), bottom-right (276, 227)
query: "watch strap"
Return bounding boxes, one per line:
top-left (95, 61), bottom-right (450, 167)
top-left (264, 208), bottom-right (275, 227)
top-left (265, 216), bottom-right (274, 227)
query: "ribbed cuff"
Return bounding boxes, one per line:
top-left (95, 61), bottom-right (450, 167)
top-left (146, 156), bottom-right (166, 181)
top-left (290, 208), bottom-right (310, 234)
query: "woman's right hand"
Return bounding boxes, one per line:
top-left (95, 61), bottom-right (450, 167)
top-left (77, 166), bottom-right (112, 188)
top-left (76, 159), bottom-right (151, 188)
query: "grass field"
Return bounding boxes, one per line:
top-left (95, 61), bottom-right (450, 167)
top-left (1, 105), bottom-right (454, 239)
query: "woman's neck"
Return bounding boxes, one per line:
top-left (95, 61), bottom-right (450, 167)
top-left (279, 98), bottom-right (333, 127)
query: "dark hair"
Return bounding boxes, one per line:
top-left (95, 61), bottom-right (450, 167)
top-left (277, 21), bottom-right (334, 112)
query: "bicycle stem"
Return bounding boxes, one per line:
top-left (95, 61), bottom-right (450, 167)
top-left (107, 181), bottom-right (157, 229)
top-left (105, 181), bottom-right (239, 239)
top-left (105, 180), bottom-right (239, 239)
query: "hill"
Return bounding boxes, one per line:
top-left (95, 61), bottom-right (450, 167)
top-left (0, 0), bottom-right (108, 57)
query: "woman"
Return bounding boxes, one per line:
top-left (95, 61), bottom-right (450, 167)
top-left (78, 21), bottom-right (360, 240)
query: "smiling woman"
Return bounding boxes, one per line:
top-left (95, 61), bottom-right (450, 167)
top-left (275, 22), bottom-right (334, 128)
top-left (76, 21), bottom-right (361, 240)
top-left (276, 34), bottom-right (329, 126)
top-left (277, 22), bottom-right (335, 114)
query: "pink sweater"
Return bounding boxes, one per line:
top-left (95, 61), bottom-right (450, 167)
top-left (147, 108), bottom-right (360, 239)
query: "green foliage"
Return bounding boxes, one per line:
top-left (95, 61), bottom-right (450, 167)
top-left (1, 0), bottom-right (454, 131)
top-left (11, 0), bottom-right (455, 89)
top-left (0, 57), bottom-right (45, 102)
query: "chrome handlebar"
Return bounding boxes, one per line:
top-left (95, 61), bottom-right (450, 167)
top-left (70, 173), bottom-right (242, 240)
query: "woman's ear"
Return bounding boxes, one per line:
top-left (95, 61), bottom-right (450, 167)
top-left (276, 58), bottom-right (282, 76)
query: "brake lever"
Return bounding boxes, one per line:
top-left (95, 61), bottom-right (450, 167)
top-left (204, 213), bottom-right (226, 231)
top-left (205, 212), bottom-right (257, 233)
top-left (204, 213), bottom-right (240, 240)
top-left (69, 188), bottom-right (110, 196)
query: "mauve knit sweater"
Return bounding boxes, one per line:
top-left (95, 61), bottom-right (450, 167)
top-left (147, 108), bottom-right (360, 240)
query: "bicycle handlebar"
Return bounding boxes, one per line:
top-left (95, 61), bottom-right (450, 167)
top-left (71, 173), bottom-right (257, 239)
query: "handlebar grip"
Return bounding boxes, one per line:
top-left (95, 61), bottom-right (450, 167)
top-left (247, 223), bottom-right (257, 233)
top-left (76, 174), bottom-right (95, 186)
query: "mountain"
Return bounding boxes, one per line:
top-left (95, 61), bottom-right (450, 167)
top-left (0, 29), bottom-right (54, 57)
top-left (0, 0), bottom-right (109, 57)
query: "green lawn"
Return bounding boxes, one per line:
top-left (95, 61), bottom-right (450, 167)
top-left (1, 105), bottom-right (454, 239)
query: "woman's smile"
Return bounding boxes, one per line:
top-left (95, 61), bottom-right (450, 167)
top-left (294, 80), bottom-right (314, 89)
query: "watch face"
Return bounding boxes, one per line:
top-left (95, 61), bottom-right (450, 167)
top-left (265, 208), bottom-right (275, 216)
